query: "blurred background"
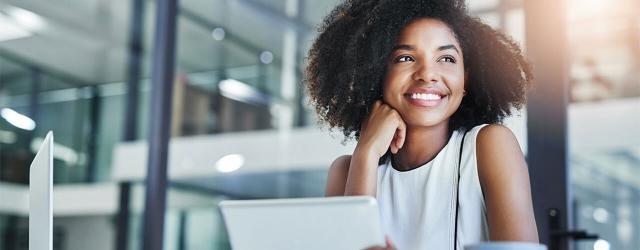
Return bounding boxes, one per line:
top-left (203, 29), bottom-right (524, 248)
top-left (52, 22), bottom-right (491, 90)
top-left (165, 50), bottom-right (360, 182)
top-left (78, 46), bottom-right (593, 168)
top-left (0, 0), bottom-right (638, 249)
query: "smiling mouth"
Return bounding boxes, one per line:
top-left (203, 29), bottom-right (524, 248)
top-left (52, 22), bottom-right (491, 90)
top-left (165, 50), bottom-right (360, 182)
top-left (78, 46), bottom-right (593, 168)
top-left (403, 93), bottom-right (447, 107)
top-left (405, 93), bottom-right (443, 101)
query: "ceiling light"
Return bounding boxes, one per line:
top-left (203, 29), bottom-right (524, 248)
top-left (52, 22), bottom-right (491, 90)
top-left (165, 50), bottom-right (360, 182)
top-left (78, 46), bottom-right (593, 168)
top-left (212, 27), bottom-right (225, 41)
top-left (219, 79), bottom-right (270, 105)
top-left (5, 6), bottom-right (45, 30)
top-left (0, 13), bottom-right (32, 42)
top-left (260, 51), bottom-right (273, 64)
top-left (1, 108), bottom-right (36, 130)
top-left (592, 207), bottom-right (609, 223)
top-left (216, 154), bottom-right (244, 173)
top-left (593, 239), bottom-right (610, 250)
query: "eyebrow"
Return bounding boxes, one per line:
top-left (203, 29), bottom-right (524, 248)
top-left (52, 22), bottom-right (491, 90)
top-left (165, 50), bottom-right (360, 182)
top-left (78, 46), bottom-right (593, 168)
top-left (437, 44), bottom-right (460, 54)
top-left (392, 44), bottom-right (417, 51)
top-left (392, 44), bottom-right (460, 54)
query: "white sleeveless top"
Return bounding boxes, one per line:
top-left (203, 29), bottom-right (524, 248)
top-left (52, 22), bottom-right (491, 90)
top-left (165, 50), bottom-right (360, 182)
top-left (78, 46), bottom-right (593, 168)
top-left (376, 124), bottom-right (490, 250)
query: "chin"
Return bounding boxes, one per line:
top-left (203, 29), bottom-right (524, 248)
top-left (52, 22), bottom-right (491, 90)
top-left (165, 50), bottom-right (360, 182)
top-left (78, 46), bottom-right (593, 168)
top-left (402, 115), bottom-right (448, 128)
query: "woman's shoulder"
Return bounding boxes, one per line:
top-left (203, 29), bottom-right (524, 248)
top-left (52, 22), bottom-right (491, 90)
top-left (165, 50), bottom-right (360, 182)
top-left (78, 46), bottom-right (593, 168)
top-left (458, 123), bottom-right (513, 143)
top-left (330, 155), bottom-right (352, 171)
top-left (475, 124), bottom-right (517, 147)
top-left (462, 123), bottom-right (521, 164)
top-left (473, 123), bottom-right (526, 180)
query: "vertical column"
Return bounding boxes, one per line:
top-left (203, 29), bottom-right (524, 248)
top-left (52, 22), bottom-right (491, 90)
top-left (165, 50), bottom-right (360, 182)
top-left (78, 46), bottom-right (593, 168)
top-left (274, 0), bottom-right (300, 197)
top-left (115, 181), bottom-right (131, 250)
top-left (26, 68), bottom-right (41, 151)
top-left (142, 0), bottom-right (178, 249)
top-left (123, 0), bottom-right (145, 142)
top-left (28, 68), bottom-right (41, 130)
top-left (177, 210), bottom-right (187, 250)
top-left (116, 0), bottom-right (145, 249)
top-left (295, 0), bottom-right (307, 127)
top-left (277, 0), bottom-right (299, 132)
top-left (85, 86), bottom-right (101, 182)
top-left (524, 0), bottom-right (570, 249)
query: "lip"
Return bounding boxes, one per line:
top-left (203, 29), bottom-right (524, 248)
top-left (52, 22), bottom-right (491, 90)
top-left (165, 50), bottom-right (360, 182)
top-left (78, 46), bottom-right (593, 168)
top-left (404, 94), bottom-right (447, 107)
top-left (404, 87), bottom-right (446, 96)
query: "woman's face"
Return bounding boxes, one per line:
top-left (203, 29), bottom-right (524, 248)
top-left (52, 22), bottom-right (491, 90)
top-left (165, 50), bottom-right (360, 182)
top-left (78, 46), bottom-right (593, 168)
top-left (383, 18), bottom-right (465, 128)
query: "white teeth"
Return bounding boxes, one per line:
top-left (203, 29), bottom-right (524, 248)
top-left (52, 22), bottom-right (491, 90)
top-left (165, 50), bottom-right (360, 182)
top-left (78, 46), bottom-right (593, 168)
top-left (410, 93), bottom-right (442, 100)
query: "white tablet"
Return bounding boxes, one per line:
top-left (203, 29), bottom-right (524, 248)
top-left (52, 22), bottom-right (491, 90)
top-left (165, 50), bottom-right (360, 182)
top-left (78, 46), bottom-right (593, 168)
top-left (219, 196), bottom-right (385, 250)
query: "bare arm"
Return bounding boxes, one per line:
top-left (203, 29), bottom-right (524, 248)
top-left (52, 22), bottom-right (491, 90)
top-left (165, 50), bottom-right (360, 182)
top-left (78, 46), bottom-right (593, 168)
top-left (325, 155), bottom-right (351, 196)
top-left (344, 149), bottom-right (382, 196)
top-left (476, 124), bottom-right (539, 242)
top-left (325, 101), bottom-right (406, 197)
top-left (324, 152), bottom-right (380, 197)
top-left (326, 155), bottom-right (398, 250)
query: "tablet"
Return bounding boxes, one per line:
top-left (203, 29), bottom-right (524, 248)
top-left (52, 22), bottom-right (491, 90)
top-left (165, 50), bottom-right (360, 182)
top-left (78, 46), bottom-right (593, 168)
top-left (219, 196), bottom-right (385, 250)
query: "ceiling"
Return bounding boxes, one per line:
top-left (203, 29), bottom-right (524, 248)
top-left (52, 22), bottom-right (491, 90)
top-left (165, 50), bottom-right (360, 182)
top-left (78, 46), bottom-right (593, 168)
top-left (0, 0), bottom-right (342, 86)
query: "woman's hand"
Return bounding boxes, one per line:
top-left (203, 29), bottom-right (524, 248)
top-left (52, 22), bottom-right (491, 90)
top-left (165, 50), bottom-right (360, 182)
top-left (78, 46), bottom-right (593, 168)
top-left (356, 101), bottom-right (407, 158)
top-left (342, 101), bottom-right (406, 196)
top-left (364, 235), bottom-right (397, 250)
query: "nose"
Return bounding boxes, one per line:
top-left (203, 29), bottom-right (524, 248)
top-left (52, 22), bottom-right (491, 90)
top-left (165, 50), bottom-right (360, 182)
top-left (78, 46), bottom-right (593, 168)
top-left (412, 61), bottom-right (440, 83)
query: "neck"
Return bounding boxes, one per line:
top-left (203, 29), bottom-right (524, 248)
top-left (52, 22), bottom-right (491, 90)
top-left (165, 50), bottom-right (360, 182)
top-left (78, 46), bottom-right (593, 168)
top-left (392, 121), bottom-right (451, 171)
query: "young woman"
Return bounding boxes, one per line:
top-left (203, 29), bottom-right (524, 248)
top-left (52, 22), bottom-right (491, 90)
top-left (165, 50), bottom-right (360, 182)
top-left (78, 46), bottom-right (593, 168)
top-left (304, 0), bottom-right (538, 249)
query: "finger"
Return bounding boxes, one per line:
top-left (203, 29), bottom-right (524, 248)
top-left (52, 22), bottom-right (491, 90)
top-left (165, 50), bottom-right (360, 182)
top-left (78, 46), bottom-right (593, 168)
top-left (395, 119), bottom-right (406, 150)
top-left (391, 127), bottom-right (403, 154)
top-left (373, 100), bottom-right (382, 109)
top-left (390, 142), bottom-right (398, 154)
top-left (390, 147), bottom-right (397, 154)
top-left (389, 130), bottom-right (398, 154)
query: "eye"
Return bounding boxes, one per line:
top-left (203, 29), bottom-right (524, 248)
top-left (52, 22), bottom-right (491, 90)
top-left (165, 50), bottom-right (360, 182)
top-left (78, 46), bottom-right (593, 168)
top-left (438, 56), bottom-right (456, 63)
top-left (394, 55), bottom-right (414, 63)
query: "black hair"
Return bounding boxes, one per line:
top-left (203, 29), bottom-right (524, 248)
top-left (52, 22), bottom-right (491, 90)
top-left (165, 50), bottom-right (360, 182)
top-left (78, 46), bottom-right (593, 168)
top-left (305, 0), bottom-right (533, 140)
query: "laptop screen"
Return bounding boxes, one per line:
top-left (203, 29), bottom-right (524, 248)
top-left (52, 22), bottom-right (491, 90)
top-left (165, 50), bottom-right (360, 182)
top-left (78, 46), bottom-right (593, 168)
top-left (29, 131), bottom-right (53, 250)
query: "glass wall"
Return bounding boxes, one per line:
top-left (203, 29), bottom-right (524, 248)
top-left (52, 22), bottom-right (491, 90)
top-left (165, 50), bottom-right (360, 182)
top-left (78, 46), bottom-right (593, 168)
top-left (0, 0), bottom-right (150, 249)
top-left (0, 0), bottom-right (150, 184)
top-left (567, 0), bottom-right (640, 249)
top-left (127, 183), bottom-right (231, 250)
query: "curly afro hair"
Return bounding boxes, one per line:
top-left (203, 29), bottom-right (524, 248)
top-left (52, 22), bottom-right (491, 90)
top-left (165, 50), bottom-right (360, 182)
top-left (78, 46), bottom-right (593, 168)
top-left (304, 0), bottom-right (533, 140)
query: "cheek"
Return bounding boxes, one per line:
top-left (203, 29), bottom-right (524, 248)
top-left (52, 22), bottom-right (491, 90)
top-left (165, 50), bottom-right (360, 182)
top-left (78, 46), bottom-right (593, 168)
top-left (449, 80), bottom-right (466, 110)
top-left (382, 69), bottom-right (403, 98)
top-left (383, 67), bottom-right (399, 85)
top-left (443, 68), bottom-right (466, 92)
top-left (382, 82), bottom-right (398, 104)
top-left (452, 78), bottom-right (465, 93)
top-left (384, 67), bottom-right (413, 90)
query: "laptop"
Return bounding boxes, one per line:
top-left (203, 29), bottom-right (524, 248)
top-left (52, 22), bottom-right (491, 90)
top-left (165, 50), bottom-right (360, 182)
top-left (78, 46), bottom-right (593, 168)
top-left (29, 131), bottom-right (53, 250)
top-left (219, 196), bottom-right (385, 250)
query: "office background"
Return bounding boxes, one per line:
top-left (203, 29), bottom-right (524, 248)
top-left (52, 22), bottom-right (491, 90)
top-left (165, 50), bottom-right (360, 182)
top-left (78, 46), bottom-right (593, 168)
top-left (0, 0), bottom-right (639, 249)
